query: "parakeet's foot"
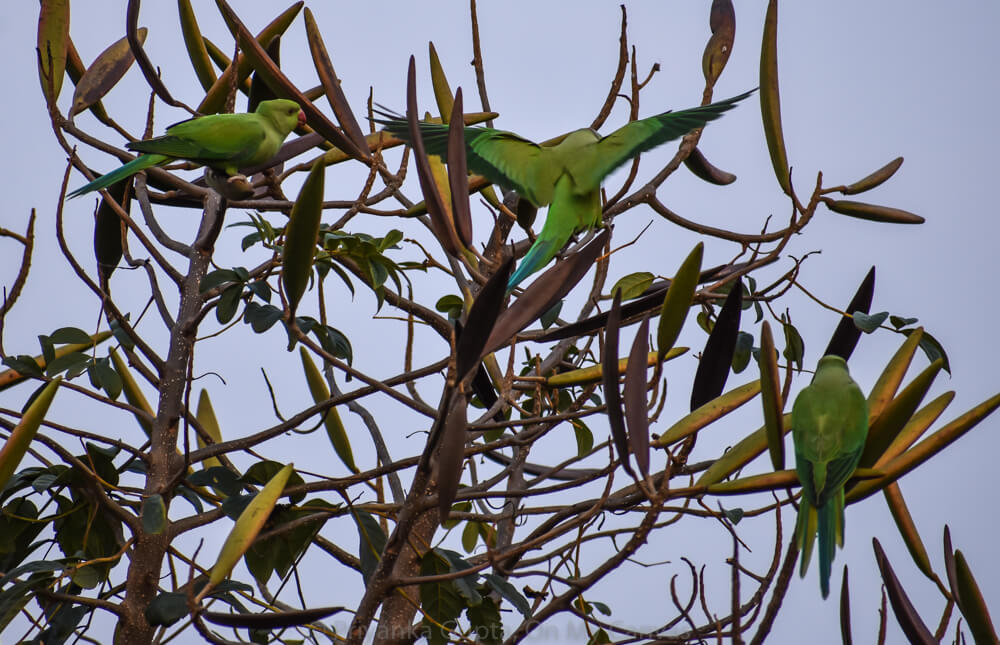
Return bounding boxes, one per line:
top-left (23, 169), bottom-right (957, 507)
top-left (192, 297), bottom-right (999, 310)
top-left (204, 168), bottom-right (255, 200)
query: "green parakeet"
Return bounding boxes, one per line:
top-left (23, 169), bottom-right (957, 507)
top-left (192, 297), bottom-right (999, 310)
top-left (69, 98), bottom-right (306, 198)
top-left (374, 89), bottom-right (754, 290)
top-left (791, 354), bottom-right (869, 598)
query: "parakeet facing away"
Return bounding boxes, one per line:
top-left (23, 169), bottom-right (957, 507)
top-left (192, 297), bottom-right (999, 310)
top-left (374, 89), bottom-right (754, 290)
top-left (791, 354), bottom-right (869, 598)
top-left (69, 98), bottom-right (306, 198)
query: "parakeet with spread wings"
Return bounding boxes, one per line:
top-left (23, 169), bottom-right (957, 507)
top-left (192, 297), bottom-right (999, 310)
top-left (374, 89), bottom-right (754, 289)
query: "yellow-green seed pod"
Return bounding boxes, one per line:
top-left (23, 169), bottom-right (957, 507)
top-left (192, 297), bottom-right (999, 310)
top-left (656, 380), bottom-right (761, 447)
top-left (759, 0), bottom-right (791, 195)
top-left (70, 29), bottom-right (146, 117)
top-left (0, 378), bottom-right (61, 488)
top-left (695, 412), bottom-right (793, 487)
top-left (282, 159), bottom-right (326, 317)
top-left (38, 0), bottom-right (70, 106)
top-left (198, 2), bottom-right (301, 114)
top-left (758, 322), bottom-right (784, 469)
top-left (546, 348), bottom-right (686, 388)
top-left (299, 347), bottom-right (358, 473)
top-left (842, 157), bottom-right (903, 195)
top-left (195, 389), bottom-right (223, 471)
top-left (823, 198), bottom-right (924, 224)
top-left (656, 243), bottom-right (703, 361)
top-left (109, 348), bottom-right (154, 437)
top-left (883, 482), bottom-right (933, 579)
top-left (428, 42), bottom-right (455, 122)
top-left (200, 463), bottom-right (294, 601)
top-left (178, 0), bottom-right (217, 91)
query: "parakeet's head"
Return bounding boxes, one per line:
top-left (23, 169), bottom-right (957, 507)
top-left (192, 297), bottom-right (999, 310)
top-left (257, 99), bottom-right (307, 135)
top-left (814, 355), bottom-right (850, 376)
top-left (812, 354), bottom-right (859, 389)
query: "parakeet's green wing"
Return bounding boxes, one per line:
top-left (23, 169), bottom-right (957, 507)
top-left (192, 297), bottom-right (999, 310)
top-left (570, 89), bottom-right (756, 191)
top-left (128, 116), bottom-right (267, 164)
top-left (817, 450), bottom-right (863, 507)
top-left (466, 131), bottom-right (564, 206)
top-left (373, 115), bottom-right (563, 206)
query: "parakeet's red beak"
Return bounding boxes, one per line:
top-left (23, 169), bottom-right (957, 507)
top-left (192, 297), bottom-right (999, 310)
top-left (297, 110), bottom-right (307, 127)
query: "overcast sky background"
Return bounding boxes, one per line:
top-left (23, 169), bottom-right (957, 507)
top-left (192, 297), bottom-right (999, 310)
top-left (2, 2), bottom-right (998, 643)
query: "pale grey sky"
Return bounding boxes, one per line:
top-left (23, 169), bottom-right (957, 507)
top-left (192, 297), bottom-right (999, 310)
top-left (2, 2), bottom-right (997, 642)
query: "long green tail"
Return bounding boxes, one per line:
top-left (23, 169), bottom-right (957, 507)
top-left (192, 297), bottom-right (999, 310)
top-left (68, 154), bottom-right (167, 199)
top-left (797, 493), bottom-right (845, 599)
top-left (816, 500), bottom-right (836, 598)
top-left (507, 233), bottom-right (564, 292)
top-left (506, 178), bottom-right (601, 292)
top-left (796, 501), bottom-right (817, 577)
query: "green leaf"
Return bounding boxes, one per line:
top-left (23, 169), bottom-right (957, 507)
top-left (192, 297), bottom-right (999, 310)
top-left (91, 357), bottom-right (122, 400)
top-left (48, 327), bottom-right (92, 345)
top-left (435, 294), bottom-right (464, 319)
top-left (187, 467), bottom-right (242, 497)
top-left (889, 315), bottom-right (918, 330)
top-left (221, 493), bottom-right (254, 520)
top-left (200, 268), bottom-right (241, 293)
top-left (353, 510), bottom-right (386, 584)
top-left (540, 300), bottom-right (562, 329)
top-left (852, 310), bottom-right (889, 333)
top-left (247, 280), bottom-right (271, 303)
top-left (244, 302), bottom-right (283, 333)
top-left (2, 355), bottom-right (43, 378)
top-left (462, 521), bottom-right (479, 553)
top-left (731, 331), bottom-right (753, 373)
top-left (420, 551), bottom-right (466, 641)
top-left (904, 328), bottom-right (951, 375)
top-left (466, 596), bottom-right (502, 645)
top-left (381, 229), bottom-right (404, 250)
top-left (308, 321), bottom-right (353, 364)
top-left (722, 506), bottom-right (744, 524)
top-left (38, 335), bottom-right (55, 366)
top-left (244, 461), bottom-right (305, 505)
top-left (45, 351), bottom-right (89, 378)
top-left (217, 285), bottom-right (243, 324)
top-left (145, 591), bottom-right (188, 626)
top-left (571, 418), bottom-right (594, 458)
top-left (611, 272), bottom-right (654, 301)
top-left (483, 573), bottom-right (531, 616)
top-left (142, 494), bottom-right (167, 534)
top-left (781, 320), bottom-right (804, 371)
top-left (110, 318), bottom-right (134, 351)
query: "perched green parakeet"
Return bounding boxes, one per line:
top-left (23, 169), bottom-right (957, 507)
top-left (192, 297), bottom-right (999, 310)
top-left (69, 98), bottom-right (306, 198)
top-left (791, 354), bottom-right (869, 598)
top-left (374, 89), bottom-right (754, 290)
